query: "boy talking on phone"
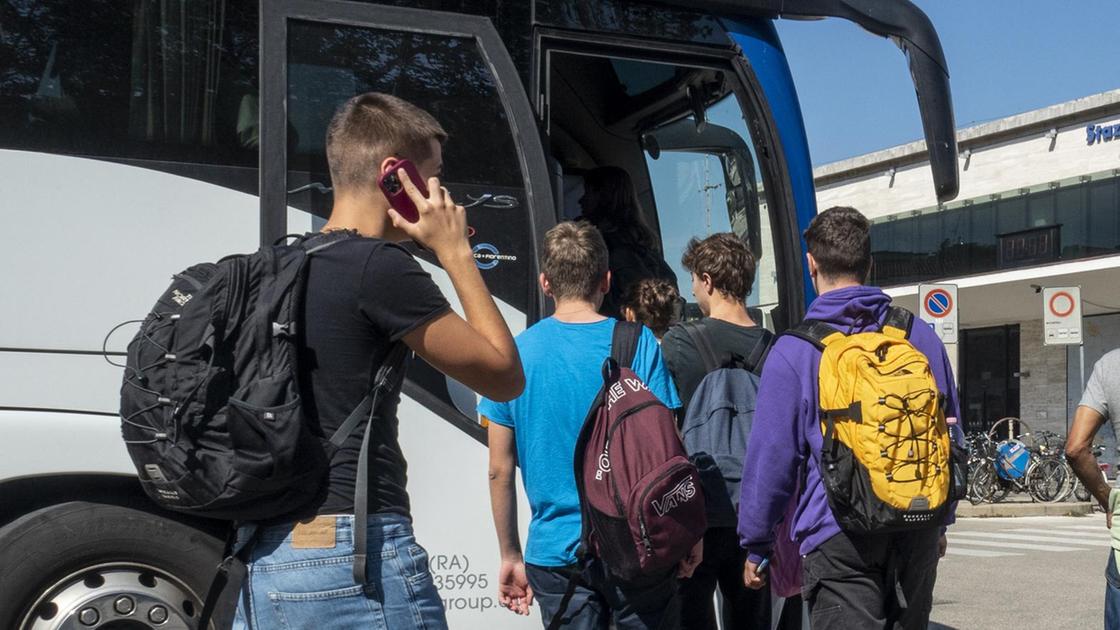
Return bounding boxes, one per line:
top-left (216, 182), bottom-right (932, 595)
top-left (231, 92), bottom-right (524, 629)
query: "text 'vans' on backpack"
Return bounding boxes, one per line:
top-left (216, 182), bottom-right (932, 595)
top-left (678, 319), bottom-right (773, 528)
top-left (117, 233), bottom-right (405, 537)
top-left (574, 322), bottom-right (707, 581)
top-left (785, 306), bottom-right (967, 533)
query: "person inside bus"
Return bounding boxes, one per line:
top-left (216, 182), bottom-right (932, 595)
top-left (621, 277), bottom-right (682, 342)
top-left (482, 221), bottom-right (691, 630)
top-left (577, 166), bottom-right (677, 318)
top-left (230, 92), bottom-right (524, 630)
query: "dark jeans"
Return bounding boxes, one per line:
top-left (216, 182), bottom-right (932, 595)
top-left (801, 528), bottom-right (940, 630)
top-left (678, 527), bottom-right (770, 630)
top-left (526, 561), bottom-right (680, 630)
top-left (1106, 552), bottom-right (1120, 629)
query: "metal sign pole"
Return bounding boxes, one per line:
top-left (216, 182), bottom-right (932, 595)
top-left (1078, 342), bottom-right (1087, 439)
top-left (1069, 343), bottom-right (1084, 436)
top-left (1080, 343), bottom-right (1087, 392)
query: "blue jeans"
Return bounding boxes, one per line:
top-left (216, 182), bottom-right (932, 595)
top-left (1106, 552), bottom-right (1120, 630)
top-left (232, 513), bottom-right (448, 630)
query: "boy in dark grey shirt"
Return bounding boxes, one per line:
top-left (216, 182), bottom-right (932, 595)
top-left (661, 233), bottom-right (773, 630)
top-left (661, 234), bottom-right (771, 412)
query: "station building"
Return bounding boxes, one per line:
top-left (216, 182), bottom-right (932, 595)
top-left (813, 89), bottom-right (1120, 448)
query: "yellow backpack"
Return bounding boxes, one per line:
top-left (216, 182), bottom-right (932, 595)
top-left (789, 307), bottom-right (952, 533)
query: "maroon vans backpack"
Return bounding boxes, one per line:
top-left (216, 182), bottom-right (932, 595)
top-left (573, 321), bottom-right (707, 581)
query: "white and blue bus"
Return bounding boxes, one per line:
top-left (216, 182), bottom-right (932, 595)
top-left (0, 1), bottom-right (958, 627)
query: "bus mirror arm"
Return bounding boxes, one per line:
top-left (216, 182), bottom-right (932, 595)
top-left (687, 85), bottom-right (708, 133)
top-left (654, 0), bottom-right (961, 202)
top-left (898, 42), bottom-right (959, 203)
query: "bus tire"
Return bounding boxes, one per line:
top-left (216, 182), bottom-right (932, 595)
top-left (0, 501), bottom-right (240, 629)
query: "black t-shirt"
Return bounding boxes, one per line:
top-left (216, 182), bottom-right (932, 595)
top-left (661, 317), bottom-right (772, 412)
top-left (296, 231), bottom-right (449, 518)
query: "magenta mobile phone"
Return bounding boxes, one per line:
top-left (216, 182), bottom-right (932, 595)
top-left (377, 158), bottom-right (429, 223)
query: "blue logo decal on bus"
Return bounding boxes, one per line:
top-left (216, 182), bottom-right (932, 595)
top-left (472, 243), bottom-right (517, 270)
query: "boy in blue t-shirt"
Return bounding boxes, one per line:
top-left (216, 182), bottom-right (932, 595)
top-left (482, 221), bottom-right (687, 629)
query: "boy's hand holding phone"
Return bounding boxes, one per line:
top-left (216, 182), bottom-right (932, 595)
top-left (386, 166), bottom-right (470, 263)
top-left (743, 556), bottom-right (768, 590)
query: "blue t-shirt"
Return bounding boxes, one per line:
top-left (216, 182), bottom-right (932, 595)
top-left (479, 318), bottom-right (681, 567)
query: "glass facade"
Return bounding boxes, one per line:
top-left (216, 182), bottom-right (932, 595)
top-left (870, 171), bottom-right (1120, 286)
top-left (960, 325), bottom-right (1020, 435)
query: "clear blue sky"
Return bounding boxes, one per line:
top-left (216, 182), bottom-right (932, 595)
top-left (774, 1), bottom-right (1120, 166)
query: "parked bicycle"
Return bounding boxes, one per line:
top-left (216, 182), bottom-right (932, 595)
top-left (966, 432), bottom-right (1000, 505)
top-left (1023, 429), bottom-right (1072, 503)
top-left (965, 418), bottom-right (1075, 504)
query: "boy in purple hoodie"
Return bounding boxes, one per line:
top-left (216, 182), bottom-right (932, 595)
top-left (738, 207), bottom-right (961, 629)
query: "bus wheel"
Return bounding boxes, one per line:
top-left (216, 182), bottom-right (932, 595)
top-left (0, 501), bottom-right (239, 630)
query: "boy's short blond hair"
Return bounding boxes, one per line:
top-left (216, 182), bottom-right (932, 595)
top-left (541, 222), bottom-right (609, 302)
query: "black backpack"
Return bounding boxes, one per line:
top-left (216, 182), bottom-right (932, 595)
top-left (677, 320), bottom-right (772, 528)
top-left (118, 233), bottom-right (406, 527)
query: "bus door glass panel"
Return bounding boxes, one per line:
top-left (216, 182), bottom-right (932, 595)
top-left (643, 94), bottom-right (780, 330)
top-left (280, 15), bottom-right (535, 427)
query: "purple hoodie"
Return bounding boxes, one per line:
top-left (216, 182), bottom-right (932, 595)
top-left (738, 286), bottom-right (962, 562)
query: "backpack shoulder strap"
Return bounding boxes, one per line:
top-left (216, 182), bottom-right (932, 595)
top-left (680, 320), bottom-right (720, 374)
top-left (327, 343), bottom-right (409, 450)
top-left (274, 233), bottom-right (309, 246)
top-left (882, 306), bottom-right (915, 340)
top-left (301, 231), bottom-right (355, 255)
top-left (743, 329), bottom-right (775, 376)
top-left (611, 320), bottom-right (642, 370)
top-left (326, 342), bottom-right (410, 584)
top-left (780, 319), bottom-right (839, 351)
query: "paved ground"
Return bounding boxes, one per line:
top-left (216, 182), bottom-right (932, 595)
top-left (932, 513), bottom-right (1109, 629)
top-left (955, 497), bottom-right (1094, 518)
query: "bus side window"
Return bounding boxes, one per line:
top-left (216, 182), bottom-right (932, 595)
top-left (0, 1), bottom-right (259, 183)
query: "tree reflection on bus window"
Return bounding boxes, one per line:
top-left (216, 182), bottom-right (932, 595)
top-left (0, 0), bottom-right (258, 169)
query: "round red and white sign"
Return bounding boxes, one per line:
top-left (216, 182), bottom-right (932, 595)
top-left (1048, 291), bottom-right (1076, 318)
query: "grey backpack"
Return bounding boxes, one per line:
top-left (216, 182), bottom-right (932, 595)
top-left (679, 321), bottom-right (772, 528)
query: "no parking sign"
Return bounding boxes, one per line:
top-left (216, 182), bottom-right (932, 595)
top-left (1042, 286), bottom-right (1082, 345)
top-left (918, 283), bottom-right (958, 343)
